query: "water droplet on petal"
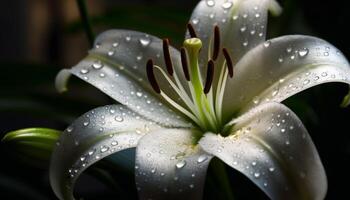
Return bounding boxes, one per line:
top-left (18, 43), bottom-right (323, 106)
top-left (92, 60), bottom-right (103, 69)
top-left (100, 145), bottom-right (109, 153)
top-left (176, 160), bottom-right (186, 169)
top-left (264, 41), bottom-right (271, 48)
top-left (80, 69), bottom-right (89, 74)
top-left (298, 48), bottom-right (309, 57)
top-left (240, 26), bottom-right (247, 32)
top-left (206, 0), bottom-right (215, 7)
top-left (112, 42), bottom-right (119, 47)
top-left (139, 38), bottom-right (151, 47)
top-left (222, 2), bottom-right (233, 9)
top-left (269, 167), bottom-right (275, 172)
top-left (111, 140), bottom-right (118, 146)
top-left (191, 18), bottom-right (199, 25)
top-left (115, 116), bottom-right (124, 122)
top-left (254, 172), bottom-right (260, 178)
top-left (197, 155), bottom-right (208, 163)
top-left (108, 50), bottom-right (115, 56)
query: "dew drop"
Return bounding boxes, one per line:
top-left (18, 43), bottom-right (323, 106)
top-left (254, 172), bottom-right (260, 178)
top-left (176, 160), bottom-right (186, 169)
top-left (197, 155), bottom-right (208, 163)
top-left (125, 36), bottom-right (131, 42)
top-left (100, 145), bottom-right (109, 153)
top-left (264, 41), bottom-right (271, 48)
top-left (298, 48), bottom-right (309, 57)
top-left (255, 13), bottom-right (261, 18)
top-left (243, 41), bottom-right (249, 47)
top-left (115, 116), bottom-right (124, 122)
top-left (191, 18), bottom-right (199, 25)
top-left (139, 38), bottom-right (151, 47)
top-left (99, 73), bottom-right (106, 78)
top-left (251, 161), bottom-right (257, 166)
top-left (189, 184), bottom-right (194, 189)
top-left (278, 57), bottom-right (284, 63)
top-left (232, 15), bottom-right (239, 20)
top-left (112, 42), bottom-right (119, 47)
top-left (269, 167), bottom-right (275, 172)
top-left (206, 0), bottom-right (215, 7)
top-left (83, 121), bottom-right (89, 126)
top-left (111, 140), bottom-right (118, 146)
top-left (303, 79), bottom-right (310, 85)
top-left (80, 156), bottom-right (86, 162)
top-left (108, 50), bottom-right (115, 56)
top-left (281, 128), bottom-right (286, 133)
top-left (209, 13), bottom-right (215, 19)
top-left (321, 72), bottom-right (328, 77)
top-left (286, 47), bottom-right (292, 53)
top-left (92, 60), bottom-right (103, 69)
top-left (240, 26), bottom-right (247, 32)
top-left (80, 69), bottom-right (89, 74)
top-left (222, 2), bottom-right (233, 9)
top-left (88, 149), bottom-right (96, 156)
top-left (67, 126), bottom-right (74, 133)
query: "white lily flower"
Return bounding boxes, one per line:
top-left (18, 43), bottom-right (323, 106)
top-left (51, 0), bottom-right (350, 199)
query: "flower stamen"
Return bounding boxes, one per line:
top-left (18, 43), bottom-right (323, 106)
top-left (212, 26), bottom-right (221, 61)
top-left (162, 39), bottom-right (174, 76)
top-left (187, 23), bottom-right (198, 38)
top-left (223, 48), bottom-right (234, 78)
top-left (180, 47), bottom-right (191, 81)
top-left (204, 60), bottom-right (215, 94)
top-left (146, 59), bottom-right (161, 94)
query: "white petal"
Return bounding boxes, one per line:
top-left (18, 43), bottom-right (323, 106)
top-left (50, 105), bottom-right (165, 200)
top-left (187, 0), bottom-right (279, 77)
top-left (200, 102), bottom-right (327, 200)
top-left (223, 35), bottom-right (350, 120)
top-left (135, 129), bottom-right (212, 200)
top-left (56, 30), bottom-right (191, 128)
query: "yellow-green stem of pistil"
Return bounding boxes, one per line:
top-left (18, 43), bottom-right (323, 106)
top-left (183, 38), bottom-right (218, 132)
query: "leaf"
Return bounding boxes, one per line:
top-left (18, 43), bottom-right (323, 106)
top-left (340, 88), bottom-right (350, 108)
top-left (2, 128), bottom-right (60, 164)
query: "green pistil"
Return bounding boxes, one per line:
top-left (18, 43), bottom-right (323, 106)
top-left (183, 38), bottom-right (218, 132)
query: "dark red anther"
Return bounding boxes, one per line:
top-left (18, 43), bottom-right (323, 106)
top-left (223, 48), bottom-right (234, 78)
top-left (180, 48), bottom-right (191, 81)
top-left (146, 59), bottom-right (161, 93)
top-left (187, 23), bottom-right (198, 38)
top-left (212, 26), bottom-right (220, 61)
top-left (204, 60), bottom-right (215, 94)
top-left (163, 39), bottom-right (174, 76)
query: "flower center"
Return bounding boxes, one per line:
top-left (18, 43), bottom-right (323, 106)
top-left (146, 25), bottom-right (234, 133)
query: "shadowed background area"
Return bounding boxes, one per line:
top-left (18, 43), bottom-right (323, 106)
top-left (0, 0), bottom-right (349, 199)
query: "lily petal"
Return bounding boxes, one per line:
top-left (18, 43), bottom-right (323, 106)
top-left (135, 129), bottom-right (212, 200)
top-left (223, 35), bottom-right (350, 119)
top-left (50, 104), bottom-right (165, 200)
top-left (56, 30), bottom-right (191, 128)
top-left (188, 0), bottom-right (280, 76)
top-left (199, 102), bottom-right (327, 200)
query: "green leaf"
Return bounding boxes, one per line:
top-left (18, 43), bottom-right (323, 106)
top-left (2, 128), bottom-right (61, 164)
top-left (340, 88), bottom-right (350, 108)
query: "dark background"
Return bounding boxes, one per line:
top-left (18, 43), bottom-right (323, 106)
top-left (0, 0), bottom-right (349, 199)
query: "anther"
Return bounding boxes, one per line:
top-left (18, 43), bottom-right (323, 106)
top-left (212, 26), bottom-right (220, 61)
top-left (187, 23), bottom-right (198, 38)
top-left (162, 39), bottom-right (174, 76)
top-left (180, 48), bottom-right (190, 81)
top-left (146, 59), bottom-right (161, 93)
top-left (223, 48), bottom-right (234, 78)
top-left (204, 60), bottom-right (215, 94)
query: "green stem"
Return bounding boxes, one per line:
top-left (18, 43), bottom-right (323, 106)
top-left (76, 0), bottom-right (95, 47)
top-left (211, 158), bottom-right (235, 200)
